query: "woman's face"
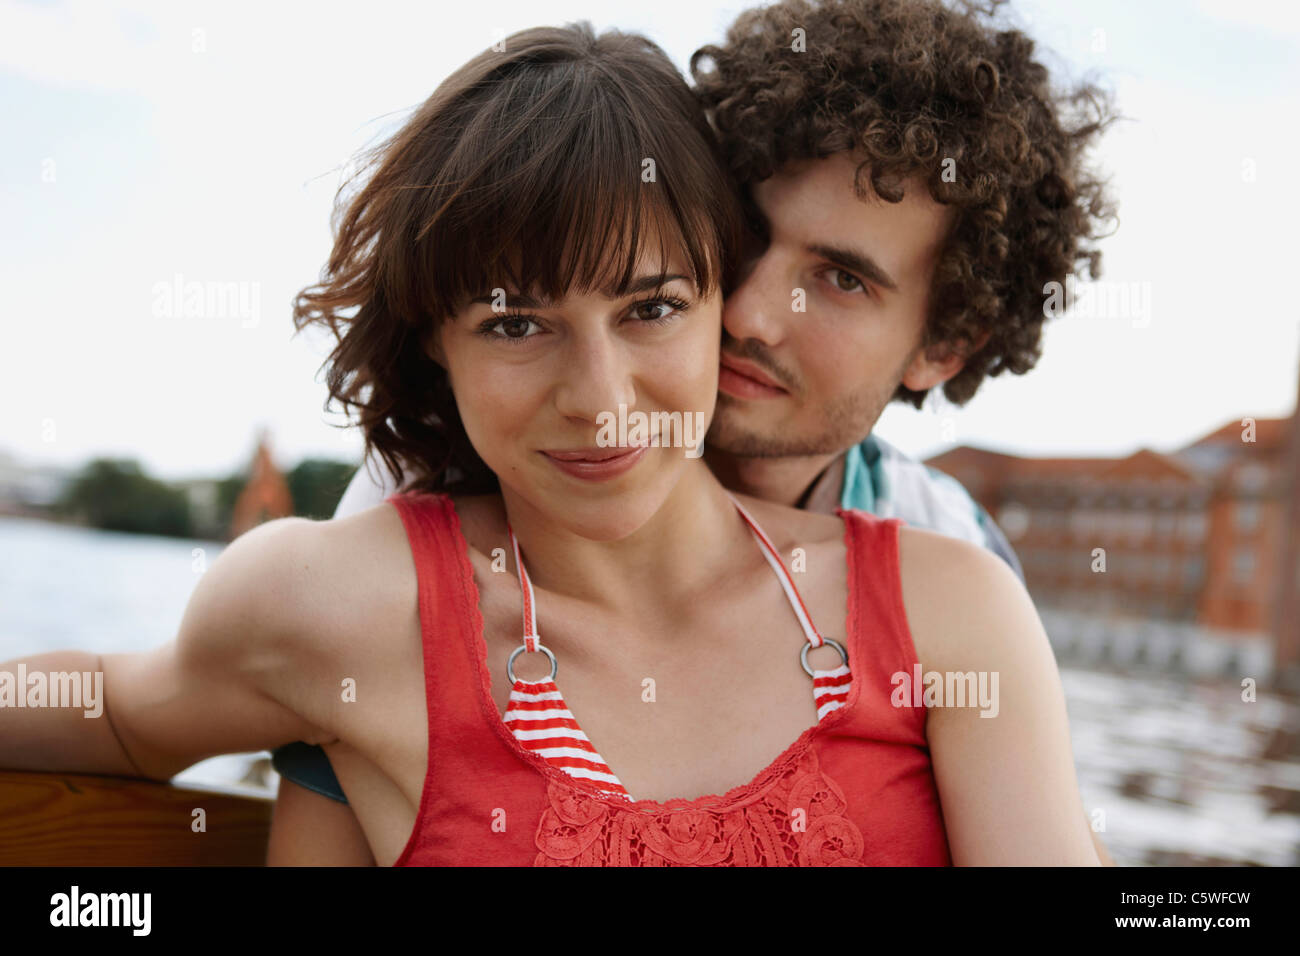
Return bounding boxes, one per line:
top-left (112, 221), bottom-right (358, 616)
top-left (436, 248), bottom-right (722, 540)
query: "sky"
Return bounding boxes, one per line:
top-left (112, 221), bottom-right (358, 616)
top-left (3, 0), bottom-right (1298, 481)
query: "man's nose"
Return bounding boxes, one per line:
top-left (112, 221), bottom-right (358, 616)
top-left (722, 249), bottom-right (788, 347)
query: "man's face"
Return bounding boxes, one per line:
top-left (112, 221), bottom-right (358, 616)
top-left (707, 150), bottom-right (959, 458)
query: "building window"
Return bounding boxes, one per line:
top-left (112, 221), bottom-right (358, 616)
top-left (1232, 548), bottom-right (1256, 586)
top-left (1128, 512), bottom-right (1153, 542)
top-left (1235, 464), bottom-right (1269, 493)
top-left (1180, 512), bottom-right (1208, 540)
top-left (997, 503), bottom-right (1030, 541)
top-left (1235, 502), bottom-right (1260, 534)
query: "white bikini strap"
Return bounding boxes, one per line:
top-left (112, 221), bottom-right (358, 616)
top-left (505, 494), bottom-right (825, 655)
top-left (506, 521), bottom-right (540, 653)
top-left (724, 492), bottom-right (826, 649)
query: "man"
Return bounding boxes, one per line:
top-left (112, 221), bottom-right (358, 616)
top-left (268, 0), bottom-right (1116, 863)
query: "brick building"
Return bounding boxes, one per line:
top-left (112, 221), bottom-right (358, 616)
top-left (228, 430), bottom-right (294, 541)
top-left (925, 410), bottom-right (1299, 684)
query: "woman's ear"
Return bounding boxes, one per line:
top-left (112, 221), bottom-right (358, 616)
top-left (422, 324), bottom-right (448, 371)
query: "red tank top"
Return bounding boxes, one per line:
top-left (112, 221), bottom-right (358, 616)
top-left (389, 491), bottom-right (952, 866)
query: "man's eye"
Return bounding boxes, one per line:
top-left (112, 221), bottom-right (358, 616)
top-left (830, 269), bottom-right (864, 293)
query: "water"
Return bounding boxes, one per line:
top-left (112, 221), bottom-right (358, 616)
top-left (3, 515), bottom-right (1298, 865)
top-left (1061, 668), bottom-right (1300, 865)
top-left (0, 516), bottom-right (269, 795)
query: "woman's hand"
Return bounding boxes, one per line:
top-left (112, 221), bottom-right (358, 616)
top-left (898, 525), bottom-right (1102, 865)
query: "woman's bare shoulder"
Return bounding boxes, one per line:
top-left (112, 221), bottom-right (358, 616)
top-left (895, 524), bottom-right (1044, 672)
top-left (185, 505), bottom-right (422, 748)
top-left (207, 505), bottom-right (417, 666)
top-left (312, 501), bottom-right (420, 626)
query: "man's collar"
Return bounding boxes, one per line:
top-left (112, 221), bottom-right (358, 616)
top-left (797, 452), bottom-right (847, 515)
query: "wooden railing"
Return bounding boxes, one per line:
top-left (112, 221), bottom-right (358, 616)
top-left (0, 770), bottom-right (272, 866)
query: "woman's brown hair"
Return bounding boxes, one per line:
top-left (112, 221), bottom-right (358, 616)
top-left (293, 22), bottom-right (745, 495)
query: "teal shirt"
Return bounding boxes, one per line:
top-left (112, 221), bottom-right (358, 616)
top-left (839, 435), bottom-right (1024, 581)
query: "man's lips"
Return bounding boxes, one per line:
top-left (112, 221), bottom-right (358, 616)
top-left (719, 352), bottom-right (788, 398)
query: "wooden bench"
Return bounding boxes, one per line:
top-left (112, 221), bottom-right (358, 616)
top-left (0, 770), bottom-right (272, 866)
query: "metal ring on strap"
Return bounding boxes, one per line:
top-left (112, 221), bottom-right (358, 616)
top-left (800, 637), bottom-right (848, 678)
top-left (507, 642), bottom-right (558, 684)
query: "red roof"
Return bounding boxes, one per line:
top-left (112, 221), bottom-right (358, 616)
top-left (1184, 416), bottom-right (1291, 452)
top-left (926, 445), bottom-right (1198, 483)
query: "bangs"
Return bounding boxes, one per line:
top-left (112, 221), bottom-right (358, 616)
top-left (414, 63), bottom-right (730, 318)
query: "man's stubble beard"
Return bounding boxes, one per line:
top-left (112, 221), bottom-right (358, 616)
top-left (705, 373), bottom-right (901, 459)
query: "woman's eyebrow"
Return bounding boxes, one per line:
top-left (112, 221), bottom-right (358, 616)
top-left (468, 273), bottom-right (692, 308)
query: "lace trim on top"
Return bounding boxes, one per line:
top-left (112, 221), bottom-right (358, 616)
top-left (533, 745), bottom-right (867, 866)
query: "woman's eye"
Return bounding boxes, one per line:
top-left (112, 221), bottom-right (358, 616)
top-left (479, 314), bottom-right (542, 341)
top-left (629, 296), bottom-right (689, 325)
top-left (632, 301), bottom-right (674, 321)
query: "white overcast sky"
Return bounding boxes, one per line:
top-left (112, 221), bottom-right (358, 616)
top-left (3, 0), bottom-right (1298, 481)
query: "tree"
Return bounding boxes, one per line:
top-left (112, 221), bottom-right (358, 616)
top-left (286, 459), bottom-right (360, 519)
top-left (55, 458), bottom-right (194, 537)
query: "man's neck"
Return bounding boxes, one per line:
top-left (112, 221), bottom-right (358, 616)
top-left (703, 445), bottom-right (845, 511)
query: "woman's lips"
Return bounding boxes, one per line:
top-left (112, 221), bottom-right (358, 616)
top-left (539, 444), bottom-right (648, 481)
top-left (718, 359), bottom-right (787, 399)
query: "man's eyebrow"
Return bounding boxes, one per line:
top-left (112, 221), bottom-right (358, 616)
top-left (468, 273), bottom-right (692, 308)
top-left (807, 242), bottom-right (898, 292)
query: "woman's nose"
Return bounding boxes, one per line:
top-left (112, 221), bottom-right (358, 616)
top-left (552, 334), bottom-right (636, 425)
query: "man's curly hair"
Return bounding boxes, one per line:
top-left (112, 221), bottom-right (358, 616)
top-left (691, 0), bottom-right (1118, 407)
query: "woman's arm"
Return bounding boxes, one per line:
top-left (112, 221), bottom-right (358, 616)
top-left (0, 517), bottom-right (333, 779)
top-left (898, 525), bottom-right (1102, 865)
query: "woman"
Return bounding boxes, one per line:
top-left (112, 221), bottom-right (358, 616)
top-left (0, 22), bottom-right (1099, 866)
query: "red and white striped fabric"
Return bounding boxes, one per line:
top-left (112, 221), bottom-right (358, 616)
top-left (504, 491), bottom-right (851, 801)
top-left (503, 681), bottom-right (632, 799)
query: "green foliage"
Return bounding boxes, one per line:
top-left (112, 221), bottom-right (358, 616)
top-left (287, 459), bottom-right (359, 519)
top-left (214, 472), bottom-right (246, 531)
top-left (55, 458), bottom-right (194, 537)
top-left (51, 455), bottom-right (360, 538)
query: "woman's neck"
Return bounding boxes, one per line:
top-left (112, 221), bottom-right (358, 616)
top-left (495, 463), bottom-right (744, 618)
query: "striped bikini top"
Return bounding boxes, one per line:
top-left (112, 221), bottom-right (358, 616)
top-left (502, 491), bottom-right (852, 801)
